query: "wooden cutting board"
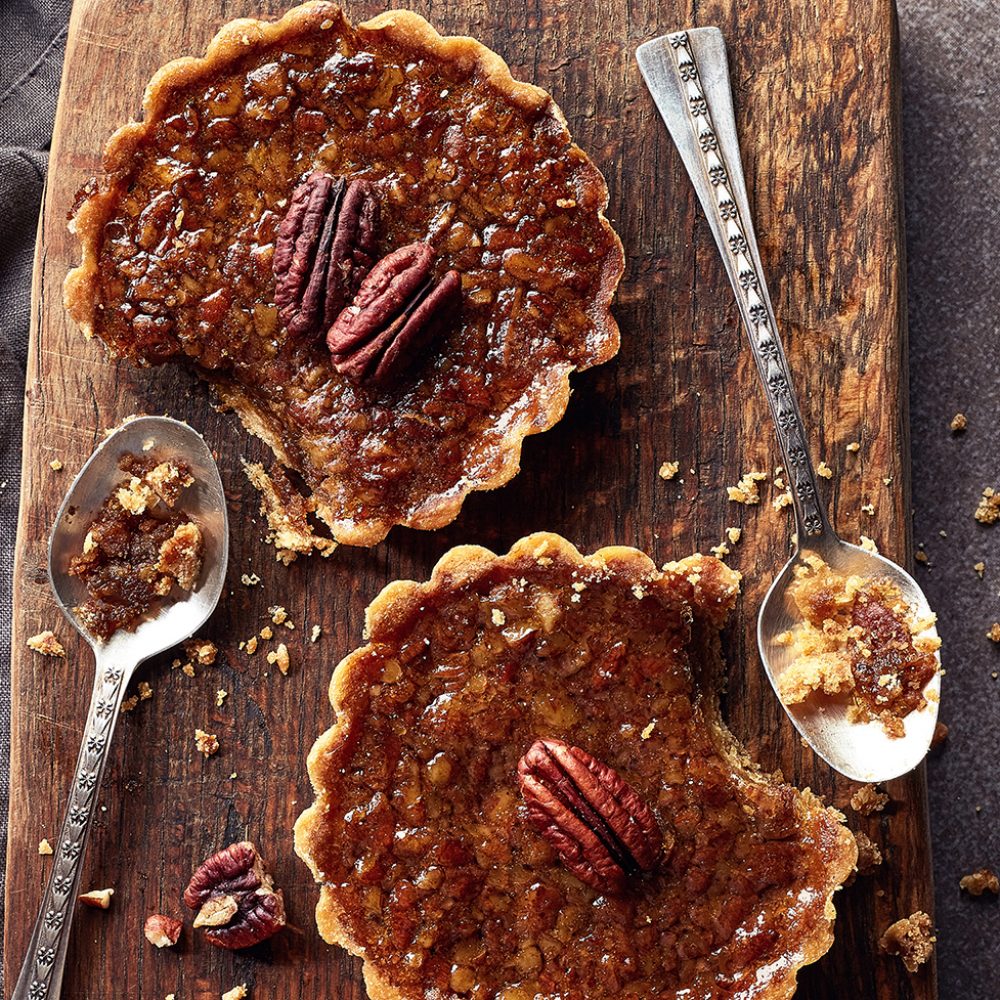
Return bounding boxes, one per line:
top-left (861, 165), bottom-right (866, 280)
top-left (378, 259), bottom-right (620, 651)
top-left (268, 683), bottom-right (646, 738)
top-left (4, 1), bottom-right (935, 997)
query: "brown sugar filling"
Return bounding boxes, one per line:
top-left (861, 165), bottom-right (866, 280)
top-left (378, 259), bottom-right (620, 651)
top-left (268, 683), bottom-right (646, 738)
top-left (776, 555), bottom-right (939, 737)
top-left (298, 545), bottom-right (854, 999)
top-left (72, 8), bottom-right (621, 545)
top-left (69, 454), bottom-right (203, 641)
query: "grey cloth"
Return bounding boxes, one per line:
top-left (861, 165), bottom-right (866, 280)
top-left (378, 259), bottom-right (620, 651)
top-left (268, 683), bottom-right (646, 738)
top-left (0, 2), bottom-right (996, 998)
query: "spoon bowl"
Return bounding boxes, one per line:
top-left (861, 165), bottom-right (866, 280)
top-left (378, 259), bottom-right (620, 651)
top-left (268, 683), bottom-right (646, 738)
top-left (760, 537), bottom-right (941, 783)
top-left (12, 415), bottom-right (228, 1000)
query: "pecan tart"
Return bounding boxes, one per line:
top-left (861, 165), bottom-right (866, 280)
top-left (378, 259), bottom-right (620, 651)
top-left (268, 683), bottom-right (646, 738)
top-left (65, 2), bottom-right (624, 547)
top-left (295, 533), bottom-right (856, 999)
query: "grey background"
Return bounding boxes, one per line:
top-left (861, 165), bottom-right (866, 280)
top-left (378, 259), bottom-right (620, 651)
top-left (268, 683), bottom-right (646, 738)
top-left (0, 0), bottom-right (996, 996)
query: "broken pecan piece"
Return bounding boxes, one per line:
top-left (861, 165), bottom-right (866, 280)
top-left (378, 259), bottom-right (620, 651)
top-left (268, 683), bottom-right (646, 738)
top-left (518, 737), bottom-right (665, 895)
top-left (274, 172), bottom-right (378, 339)
top-left (327, 242), bottom-right (461, 386)
top-left (184, 841), bottom-right (285, 949)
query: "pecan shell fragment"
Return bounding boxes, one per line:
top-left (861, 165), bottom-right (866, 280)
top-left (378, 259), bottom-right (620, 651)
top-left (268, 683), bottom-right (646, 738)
top-left (184, 841), bottom-right (285, 949)
top-left (274, 171), bottom-right (378, 339)
top-left (327, 241), bottom-right (461, 385)
top-left (518, 737), bottom-right (664, 895)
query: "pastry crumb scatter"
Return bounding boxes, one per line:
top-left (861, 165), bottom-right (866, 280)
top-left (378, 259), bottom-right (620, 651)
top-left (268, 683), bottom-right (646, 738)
top-left (975, 487), bottom-right (1000, 525)
top-left (658, 461), bottom-right (679, 481)
top-left (850, 784), bottom-right (890, 815)
top-left (241, 572), bottom-right (261, 586)
top-left (38, 838), bottom-right (53, 856)
top-left (221, 986), bottom-right (248, 1000)
top-left (879, 911), bottom-right (935, 972)
top-left (245, 636), bottom-right (259, 655)
top-left (726, 527), bottom-right (742, 544)
top-left (640, 721), bottom-right (655, 740)
top-left (727, 470), bottom-right (767, 505)
top-left (27, 630), bottom-right (66, 658)
top-left (950, 412), bottom-right (968, 432)
top-left (216, 689), bottom-right (228, 707)
top-left (269, 606), bottom-right (288, 625)
top-left (959, 868), bottom-right (999, 896)
top-left (774, 555), bottom-right (939, 736)
top-left (915, 550), bottom-right (929, 564)
top-left (243, 461), bottom-right (336, 564)
top-left (861, 502), bottom-right (875, 515)
top-left (709, 541), bottom-right (730, 559)
top-left (310, 624), bottom-right (322, 642)
top-left (195, 729), bottom-right (220, 757)
top-left (491, 608), bottom-right (506, 626)
top-left (771, 491), bottom-right (793, 511)
top-left (854, 831), bottom-right (883, 875)
top-left (846, 441), bottom-right (861, 453)
top-left (50, 459), bottom-right (64, 471)
top-left (973, 561), bottom-right (985, 578)
top-left (260, 625), bottom-right (274, 641)
top-left (987, 623), bottom-right (1000, 643)
top-left (182, 663), bottom-right (196, 678)
top-left (120, 695), bottom-right (140, 713)
top-left (138, 681), bottom-right (153, 701)
top-left (816, 461), bottom-right (833, 479)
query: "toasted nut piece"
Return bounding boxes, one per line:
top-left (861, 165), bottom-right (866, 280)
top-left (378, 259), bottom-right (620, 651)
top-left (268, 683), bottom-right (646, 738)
top-left (144, 913), bottom-right (183, 947)
top-left (79, 888), bottom-right (114, 909)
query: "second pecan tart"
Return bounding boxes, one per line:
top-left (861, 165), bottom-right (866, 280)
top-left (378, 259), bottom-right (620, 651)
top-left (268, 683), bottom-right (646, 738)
top-left (295, 533), bottom-right (856, 999)
top-left (65, 1), bottom-right (624, 547)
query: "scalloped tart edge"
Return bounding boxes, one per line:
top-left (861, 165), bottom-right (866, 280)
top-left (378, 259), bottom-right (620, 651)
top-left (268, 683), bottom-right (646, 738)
top-left (63, 2), bottom-right (625, 548)
top-left (294, 531), bottom-right (857, 1000)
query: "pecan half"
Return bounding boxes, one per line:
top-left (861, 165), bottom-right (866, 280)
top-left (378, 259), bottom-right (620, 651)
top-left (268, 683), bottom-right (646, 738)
top-left (184, 841), bottom-right (285, 949)
top-left (518, 737), bottom-right (664, 895)
top-left (274, 172), bottom-right (378, 339)
top-left (327, 242), bottom-right (461, 385)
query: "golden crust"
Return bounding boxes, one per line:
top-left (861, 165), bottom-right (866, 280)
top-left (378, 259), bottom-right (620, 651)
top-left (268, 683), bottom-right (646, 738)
top-left (294, 532), bottom-right (856, 1000)
top-left (64, 2), bottom-right (624, 547)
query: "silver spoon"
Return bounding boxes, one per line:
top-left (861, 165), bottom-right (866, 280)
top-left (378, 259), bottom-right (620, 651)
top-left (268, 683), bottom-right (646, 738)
top-left (637, 29), bottom-right (940, 782)
top-left (11, 416), bottom-right (229, 1000)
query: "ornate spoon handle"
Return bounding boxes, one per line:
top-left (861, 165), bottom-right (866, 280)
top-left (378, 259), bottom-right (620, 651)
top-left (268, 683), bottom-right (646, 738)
top-left (637, 28), bottom-right (832, 542)
top-left (10, 655), bottom-right (135, 1000)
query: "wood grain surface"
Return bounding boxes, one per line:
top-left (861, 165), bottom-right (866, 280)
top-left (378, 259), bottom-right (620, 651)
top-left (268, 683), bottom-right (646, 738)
top-left (4, 1), bottom-right (935, 998)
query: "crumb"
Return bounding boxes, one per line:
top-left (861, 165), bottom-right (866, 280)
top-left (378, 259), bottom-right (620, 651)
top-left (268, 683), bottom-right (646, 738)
top-left (987, 623), bottom-right (1000, 643)
top-left (854, 831), bottom-right (883, 875)
top-left (120, 695), bottom-right (140, 713)
top-left (310, 624), bottom-right (322, 642)
top-left (860, 535), bottom-right (879, 554)
top-left (216, 689), bottom-right (228, 706)
top-left (27, 630), bottom-right (66, 658)
top-left (974, 561), bottom-right (985, 578)
top-left (915, 550), bottom-right (929, 564)
top-left (38, 838), bottom-right (53, 856)
top-left (931, 721), bottom-right (949, 750)
top-left (658, 461), bottom-right (679, 481)
top-left (138, 681), bottom-right (153, 701)
top-left (116, 475), bottom-right (158, 515)
top-left (50, 459), bottom-right (63, 471)
top-left (631, 584), bottom-right (646, 600)
top-left (846, 441), bottom-right (861, 453)
top-left (960, 868), bottom-right (999, 896)
top-left (861, 502), bottom-right (875, 515)
top-left (184, 638), bottom-right (217, 665)
top-left (950, 412), bottom-right (968, 432)
top-left (267, 643), bottom-right (290, 675)
top-left (879, 911), bottom-right (935, 972)
top-left (260, 625), bottom-right (274, 641)
top-left (241, 572), bottom-right (260, 587)
top-left (851, 784), bottom-right (890, 815)
top-left (194, 729), bottom-right (220, 757)
top-left (78, 888), bottom-right (114, 909)
top-left (181, 662), bottom-right (195, 678)
top-left (222, 986), bottom-right (248, 1000)
top-left (975, 487), bottom-right (1000, 525)
top-left (727, 470), bottom-right (767, 505)
top-left (269, 606), bottom-right (288, 625)
top-left (709, 542), bottom-right (730, 559)
top-left (817, 461), bottom-right (834, 479)
top-left (491, 608), bottom-right (506, 626)
top-left (157, 522), bottom-right (204, 590)
top-left (726, 527), bottom-right (742, 544)
top-left (640, 721), bottom-right (655, 740)
top-left (771, 491), bottom-right (793, 511)
top-left (245, 635), bottom-right (259, 655)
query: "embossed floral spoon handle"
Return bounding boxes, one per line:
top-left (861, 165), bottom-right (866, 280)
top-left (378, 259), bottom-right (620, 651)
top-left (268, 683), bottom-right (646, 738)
top-left (636, 28), bottom-right (831, 544)
top-left (11, 655), bottom-right (136, 1000)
